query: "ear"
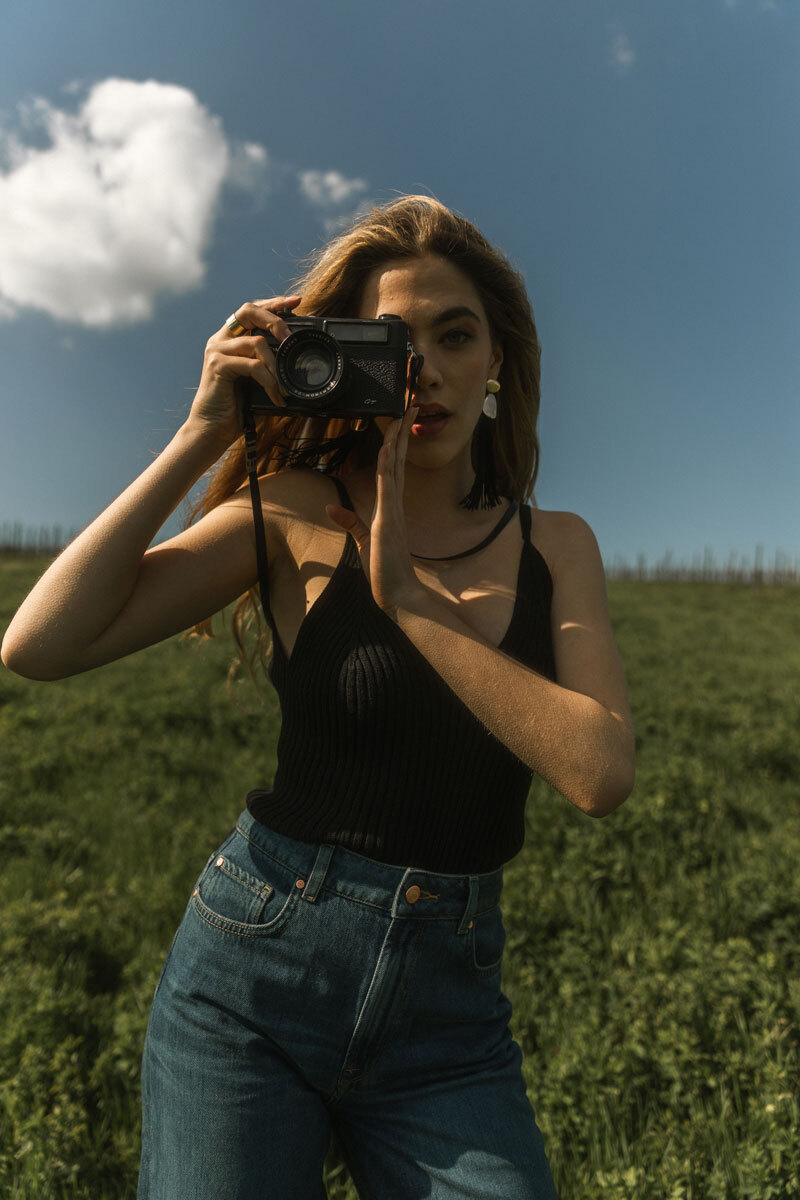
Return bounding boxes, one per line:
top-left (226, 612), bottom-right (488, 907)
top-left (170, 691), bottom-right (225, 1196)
top-left (488, 340), bottom-right (504, 380)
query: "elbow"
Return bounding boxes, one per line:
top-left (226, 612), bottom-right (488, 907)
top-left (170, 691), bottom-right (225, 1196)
top-left (589, 757), bottom-right (636, 818)
top-left (0, 637), bottom-right (26, 676)
top-left (554, 708), bottom-right (636, 819)
top-left (1, 637), bottom-right (64, 681)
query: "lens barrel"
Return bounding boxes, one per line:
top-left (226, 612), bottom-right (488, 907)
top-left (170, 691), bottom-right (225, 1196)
top-left (276, 329), bottom-right (345, 404)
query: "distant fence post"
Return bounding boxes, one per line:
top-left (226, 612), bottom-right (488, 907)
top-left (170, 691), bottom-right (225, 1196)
top-left (753, 544), bottom-right (764, 588)
top-left (603, 544), bottom-right (798, 585)
top-left (3, 523), bottom-right (798, 583)
top-left (0, 523), bottom-right (80, 556)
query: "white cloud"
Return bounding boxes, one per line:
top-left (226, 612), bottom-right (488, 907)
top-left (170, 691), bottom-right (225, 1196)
top-left (0, 79), bottom-right (371, 328)
top-left (298, 169), bottom-right (372, 237)
top-left (610, 31), bottom-right (636, 71)
top-left (0, 78), bottom-right (230, 326)
top-left (299, 169), bottom-right (369, 209)
top-left (225, 140), bottom-right (279, 204)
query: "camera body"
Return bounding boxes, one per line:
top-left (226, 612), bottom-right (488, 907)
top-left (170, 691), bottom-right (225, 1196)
top-left (235, 312), bottom-right (421, 418)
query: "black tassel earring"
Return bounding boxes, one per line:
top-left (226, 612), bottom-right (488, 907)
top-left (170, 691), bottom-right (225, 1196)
top-left (459, 380), bottom-right (503, 510)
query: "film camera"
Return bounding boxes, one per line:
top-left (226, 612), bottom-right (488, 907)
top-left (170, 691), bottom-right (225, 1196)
top-left (235, 312), bottom-right (423, 419)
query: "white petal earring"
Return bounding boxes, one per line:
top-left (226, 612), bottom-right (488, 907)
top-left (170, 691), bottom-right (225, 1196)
top-left (483, 379), bottom-right (500, 419)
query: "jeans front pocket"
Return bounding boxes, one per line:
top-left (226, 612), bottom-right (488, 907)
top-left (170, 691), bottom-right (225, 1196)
top-left (466, 903), bottom-right (507, 979)
top-left (192, 831), bottom-right (303, 939)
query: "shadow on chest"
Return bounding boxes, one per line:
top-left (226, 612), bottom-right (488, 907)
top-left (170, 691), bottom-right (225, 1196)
top-left (271, 523), bottom-right (527, 662)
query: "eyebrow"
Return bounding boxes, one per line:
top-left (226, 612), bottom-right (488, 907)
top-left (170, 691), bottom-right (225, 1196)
top-left (429, 305), bottom-right (483, 327)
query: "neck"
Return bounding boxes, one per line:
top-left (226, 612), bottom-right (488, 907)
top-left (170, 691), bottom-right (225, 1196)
top-left (348, 448), bottom-right (504, 555)
top-left (397, 453), bottom-right (479, 532)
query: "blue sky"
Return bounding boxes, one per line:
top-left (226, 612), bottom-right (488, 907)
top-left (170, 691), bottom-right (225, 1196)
top-left (0, 0), bottom-right (797, 572)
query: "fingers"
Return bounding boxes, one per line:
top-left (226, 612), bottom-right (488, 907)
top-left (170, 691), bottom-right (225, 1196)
top-left (325, 504), bottom-right (373, 563)
top-left (379, 405), bottom-right (418, 488)
top-left (211, 295), bottom-right (302, 409)
top-left (395, 404), bottom-right (418, 494)
top-left (222, 296), bottom-right (302, 342)
top-left (225, 352), bottom-right (282, 404)
top-left (383, 405), bottom-right (417, 454)
top-left (207, 336), bottom-right (285, 408)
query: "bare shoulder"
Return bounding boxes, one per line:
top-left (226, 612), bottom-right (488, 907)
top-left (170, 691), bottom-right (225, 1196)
top-left (226, 466), bottom-right (342, 562)
top-left (528, 507), bottom-right (602, 584)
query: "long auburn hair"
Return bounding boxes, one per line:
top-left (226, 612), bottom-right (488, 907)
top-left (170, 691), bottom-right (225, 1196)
top-left (181, 194), bottom-right (542, 698)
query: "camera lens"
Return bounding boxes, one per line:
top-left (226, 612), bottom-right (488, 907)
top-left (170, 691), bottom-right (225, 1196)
top-left (276, 329), bottom-right (344, 404)
top-left (290, 347), bottom-right (335, 389)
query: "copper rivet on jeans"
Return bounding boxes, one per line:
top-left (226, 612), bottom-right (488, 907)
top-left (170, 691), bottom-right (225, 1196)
top-left (193, 888), bottom-right (198, 896)
top-left (216, 857), bottom-right (224, 866)
top-left (405, 885), bottom-right (421, 904)
top-left (469, 920), bottom-right (473, 928)
top-left (296, 879), bottom-right (305, 889)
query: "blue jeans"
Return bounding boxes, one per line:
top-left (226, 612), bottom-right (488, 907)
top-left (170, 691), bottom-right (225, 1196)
top-left (137, 807), bottom-right (558, 1199)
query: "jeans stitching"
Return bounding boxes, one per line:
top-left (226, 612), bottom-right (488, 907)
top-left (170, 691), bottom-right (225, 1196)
top-left (192, 888), bottom-right (300, 938)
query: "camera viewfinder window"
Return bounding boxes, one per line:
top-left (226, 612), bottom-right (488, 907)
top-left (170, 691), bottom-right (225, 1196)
top-left (333, 322), bottom-right (389, 343)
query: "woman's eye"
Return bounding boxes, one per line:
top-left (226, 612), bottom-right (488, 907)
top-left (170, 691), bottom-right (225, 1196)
top-left (442, 328), bottom-right (472, 345)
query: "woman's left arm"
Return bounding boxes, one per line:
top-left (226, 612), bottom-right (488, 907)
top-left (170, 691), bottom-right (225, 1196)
top-left (327, 408), bottom-right (636, 817)
top-left (390, 512), bottom-right (636, 817)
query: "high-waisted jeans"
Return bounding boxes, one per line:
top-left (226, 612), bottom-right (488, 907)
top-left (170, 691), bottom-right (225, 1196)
top-left (137, 806), bottom-right (559, 1199)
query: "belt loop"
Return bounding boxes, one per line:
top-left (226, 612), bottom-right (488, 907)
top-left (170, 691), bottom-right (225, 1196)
top-left (300, 843), bottom-right (335, 903)
top-left (458, 877), bottom-right (482, 935)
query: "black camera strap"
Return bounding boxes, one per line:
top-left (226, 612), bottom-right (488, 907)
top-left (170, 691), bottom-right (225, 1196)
top-left (240, 399), bottom-right (272, 628)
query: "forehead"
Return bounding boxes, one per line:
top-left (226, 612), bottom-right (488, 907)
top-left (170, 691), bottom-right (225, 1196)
top-left (358, 254), bottom-right (488, 324)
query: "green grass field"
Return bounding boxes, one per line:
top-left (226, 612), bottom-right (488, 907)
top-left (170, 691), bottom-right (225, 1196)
top-left (1, 555), bottom-right (798, 1199)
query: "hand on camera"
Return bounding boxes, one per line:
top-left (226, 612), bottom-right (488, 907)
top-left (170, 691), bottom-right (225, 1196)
top-left (186, 296), bottom-right (302, 449)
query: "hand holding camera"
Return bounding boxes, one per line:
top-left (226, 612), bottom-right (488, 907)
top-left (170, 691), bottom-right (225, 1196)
top-left (187, 298), bottom-right (422, 456)
top-left (186, 296), bottom-right (303, 451)
top-left (235, 311), bottom-right (423, 421)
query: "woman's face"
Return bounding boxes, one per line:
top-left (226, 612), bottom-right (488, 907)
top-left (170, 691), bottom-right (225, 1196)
top-left (357, 254), bottom-right (503, 470)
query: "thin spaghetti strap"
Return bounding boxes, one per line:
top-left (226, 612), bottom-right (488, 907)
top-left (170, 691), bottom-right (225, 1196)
top-left (330, 475), bottom-right (355, 512)
top-left (411, 500), bottom-right (518, 562)
top-left (519, 503), bottom-right (532, 543)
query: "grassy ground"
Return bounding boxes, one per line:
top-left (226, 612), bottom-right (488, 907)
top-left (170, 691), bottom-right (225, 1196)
top-left (1, 555), bottom-right (798, 1199)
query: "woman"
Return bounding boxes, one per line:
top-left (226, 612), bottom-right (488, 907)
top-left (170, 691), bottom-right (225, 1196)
top-left (2, 196), bottom-right (635, 1198)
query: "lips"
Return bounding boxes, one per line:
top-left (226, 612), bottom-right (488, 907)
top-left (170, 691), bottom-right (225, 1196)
top-left (411, 406), bottom-right (450, 437)
top-left (413, 403), bottom-right (451, 419)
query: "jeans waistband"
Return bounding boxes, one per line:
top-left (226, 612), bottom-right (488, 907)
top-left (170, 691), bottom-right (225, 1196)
top-left (234, 808), bottom-right (504, 933)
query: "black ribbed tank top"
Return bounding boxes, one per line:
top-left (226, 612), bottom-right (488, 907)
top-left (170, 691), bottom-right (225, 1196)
top-left (246, 476), bottom-right (556, 873)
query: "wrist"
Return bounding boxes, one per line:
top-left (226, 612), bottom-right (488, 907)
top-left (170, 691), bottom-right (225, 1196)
top-left (178, 417), bottom-right (234, 463)
top-left (383, 583), bottom-right (433, 624)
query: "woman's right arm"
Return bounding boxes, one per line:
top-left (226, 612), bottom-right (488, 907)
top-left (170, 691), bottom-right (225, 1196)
top-left (1, 297), bottom-right (301, 680)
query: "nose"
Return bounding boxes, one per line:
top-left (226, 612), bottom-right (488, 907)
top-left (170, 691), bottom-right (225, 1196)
top-left (415, 351), bottom-right (443, 391)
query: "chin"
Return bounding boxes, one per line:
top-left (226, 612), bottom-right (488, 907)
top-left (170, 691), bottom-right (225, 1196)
top-left (407, 442), bottom-right (472, 471)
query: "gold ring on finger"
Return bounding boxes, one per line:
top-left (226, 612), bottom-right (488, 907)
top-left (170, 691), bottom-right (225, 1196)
top-left (226, 311), bottom-right (248, 337)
